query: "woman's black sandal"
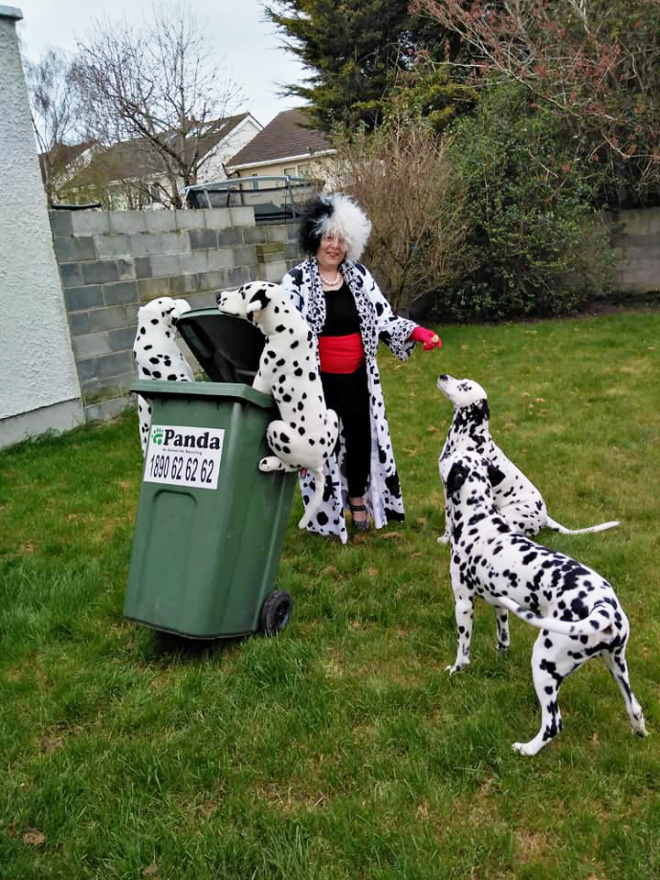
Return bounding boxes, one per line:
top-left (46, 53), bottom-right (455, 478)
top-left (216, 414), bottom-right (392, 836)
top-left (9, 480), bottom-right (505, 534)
top-left (349, 503), bottom-right (371, 532)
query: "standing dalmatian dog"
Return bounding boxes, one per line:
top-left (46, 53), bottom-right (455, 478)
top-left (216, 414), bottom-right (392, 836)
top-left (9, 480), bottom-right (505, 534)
top-left (441, 450), bottom-right (646, 755)
top-left (216, 282), bottom-right (339, 530)
top-left (132, 297), bottom-right (194, 455)
top-left (437, 374), bottom-right (619, 543)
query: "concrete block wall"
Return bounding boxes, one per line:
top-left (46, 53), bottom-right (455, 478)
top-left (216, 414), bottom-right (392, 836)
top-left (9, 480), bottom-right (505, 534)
top-left (49, 207), bottom-right (302, 423)
top-left (605, 207), bottom-right (660, 295)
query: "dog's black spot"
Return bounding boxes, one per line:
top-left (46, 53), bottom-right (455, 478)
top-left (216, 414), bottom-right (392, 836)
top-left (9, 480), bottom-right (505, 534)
top-left (487, 464), bottom-right (506, 487)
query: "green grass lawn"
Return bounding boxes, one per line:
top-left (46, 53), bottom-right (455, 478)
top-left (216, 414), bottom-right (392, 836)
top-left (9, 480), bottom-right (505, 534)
top-left (1, 310), bottom-right (659, 879)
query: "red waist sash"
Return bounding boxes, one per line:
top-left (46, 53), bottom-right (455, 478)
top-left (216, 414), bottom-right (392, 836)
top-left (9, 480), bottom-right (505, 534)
top-left (318, 333), bottom-right (365, 374)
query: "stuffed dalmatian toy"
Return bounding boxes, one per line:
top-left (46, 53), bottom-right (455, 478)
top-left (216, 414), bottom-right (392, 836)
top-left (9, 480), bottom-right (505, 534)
top-left (216, 281), bottom-right (339, 529)
top-left (132, 296), bottom-right (194, 455)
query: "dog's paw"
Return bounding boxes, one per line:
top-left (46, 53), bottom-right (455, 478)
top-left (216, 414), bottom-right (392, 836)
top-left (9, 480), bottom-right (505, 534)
top-left (445, 663), bottom-right (466, 675)
top-left (495, 643), bottom-right (510, 653)
top-left (259, 456), bottom-right (283, 473)
top-left (632, 715), bottom-right (648, 737)
top-left (512, 740), bottom-right (542, 757)
top-left (437, 532), bottom-right (450, 545)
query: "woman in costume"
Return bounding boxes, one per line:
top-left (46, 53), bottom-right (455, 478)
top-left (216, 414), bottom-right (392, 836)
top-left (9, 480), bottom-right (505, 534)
top-left (280, 192), bottom-right (442, 542)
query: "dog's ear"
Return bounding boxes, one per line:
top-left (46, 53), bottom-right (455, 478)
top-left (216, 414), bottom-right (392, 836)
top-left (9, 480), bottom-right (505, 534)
top-left (246, 287), bottom-right (271, 315)
top-left (446, 461), bottom-right (469, 496)
top-left (487, 463), bottom-right (505, 487)
top-left (162, 302), bottom-right (180, 325)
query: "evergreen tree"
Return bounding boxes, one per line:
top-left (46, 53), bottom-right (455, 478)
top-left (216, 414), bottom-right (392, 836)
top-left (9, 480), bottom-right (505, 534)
top-left (264, 0), bottom-right (444, 131)
top-left (387, 60), bottom-right (478, 134)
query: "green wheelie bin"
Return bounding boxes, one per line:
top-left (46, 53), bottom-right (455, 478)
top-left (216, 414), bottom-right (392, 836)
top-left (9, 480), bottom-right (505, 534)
top-left (124, 311), bottom-right (297, 639)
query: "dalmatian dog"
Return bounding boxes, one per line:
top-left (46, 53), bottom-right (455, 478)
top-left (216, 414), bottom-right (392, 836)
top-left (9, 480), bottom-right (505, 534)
top-left (437, 374), bottom-right (619, 543)
top-left (132, 297), bottom-right (194, 455)
top-left (216, 282), bottom-right (339, 530)
top-left (440, 450), bottom-right (646, 755)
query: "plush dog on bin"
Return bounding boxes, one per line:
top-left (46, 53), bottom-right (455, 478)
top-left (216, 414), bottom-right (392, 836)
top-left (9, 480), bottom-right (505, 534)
top-left (216, 281), bottom-right (339, 529)
top-left (132, 296), bottom-right (194, 455)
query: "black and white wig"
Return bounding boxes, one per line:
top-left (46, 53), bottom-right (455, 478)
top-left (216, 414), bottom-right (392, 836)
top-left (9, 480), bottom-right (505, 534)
top-left (299, 192), bottom-right (372, 262)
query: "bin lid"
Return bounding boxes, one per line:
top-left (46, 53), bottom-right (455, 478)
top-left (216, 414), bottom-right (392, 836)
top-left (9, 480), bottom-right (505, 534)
top-left (176, 308), bottom-right (264, 384)
top-left (131, 379), bottom-right (273, 408)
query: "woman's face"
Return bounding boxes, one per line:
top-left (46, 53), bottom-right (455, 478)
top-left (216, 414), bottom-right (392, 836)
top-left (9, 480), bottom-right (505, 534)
top-left (317, 231), bottom-right (347, 269)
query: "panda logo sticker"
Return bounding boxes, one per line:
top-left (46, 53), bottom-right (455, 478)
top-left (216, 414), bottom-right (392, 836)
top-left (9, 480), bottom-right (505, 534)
top-left (145, 425), bottom-right (224, 490)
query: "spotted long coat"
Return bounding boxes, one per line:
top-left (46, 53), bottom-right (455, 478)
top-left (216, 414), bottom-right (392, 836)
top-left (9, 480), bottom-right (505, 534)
top-left (280, 258), bottom-right (417, 543)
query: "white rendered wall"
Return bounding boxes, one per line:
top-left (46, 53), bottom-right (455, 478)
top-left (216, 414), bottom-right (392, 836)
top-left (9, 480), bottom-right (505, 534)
top-left (201, 117), bottom-right (263, 182)
top-left (0, 7), bottom-right (83, 447)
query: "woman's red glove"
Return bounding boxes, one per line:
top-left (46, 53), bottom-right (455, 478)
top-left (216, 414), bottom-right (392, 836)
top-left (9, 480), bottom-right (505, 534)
top-left (410, 326), bottom-right (442, 351)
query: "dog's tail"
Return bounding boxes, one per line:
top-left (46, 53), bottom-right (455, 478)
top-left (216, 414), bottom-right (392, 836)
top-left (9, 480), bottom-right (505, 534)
top-left (494, 595), bottom-right (614, 637)
top-left (545, 516), bottom-right (620, 535)
top-left (298, 469), bottom-right (325, 530)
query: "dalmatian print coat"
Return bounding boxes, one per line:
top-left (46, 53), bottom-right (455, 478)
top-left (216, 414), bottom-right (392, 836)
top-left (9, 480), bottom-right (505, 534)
top-left (281, 258), bottom-right (416, 543)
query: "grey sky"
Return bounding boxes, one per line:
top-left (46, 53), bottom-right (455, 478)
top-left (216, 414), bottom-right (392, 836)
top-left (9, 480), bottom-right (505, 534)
top-left (15, 0), bottom-right (308, 126)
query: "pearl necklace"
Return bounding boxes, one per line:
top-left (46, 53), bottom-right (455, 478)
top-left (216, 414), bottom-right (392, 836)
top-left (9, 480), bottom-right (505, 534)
top-left (319, 270), bottom-right (342, 287)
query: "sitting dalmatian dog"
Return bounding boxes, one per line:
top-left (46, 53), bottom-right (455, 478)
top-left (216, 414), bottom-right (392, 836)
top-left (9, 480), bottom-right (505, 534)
top-left (132, 297), bottom-right (194, 455)
top-left (216, 282), bottom-right (339, 530)
top-left (441, 449), bottom-right (646, 755)
top-left (437, 374), bottom-right (619, 543)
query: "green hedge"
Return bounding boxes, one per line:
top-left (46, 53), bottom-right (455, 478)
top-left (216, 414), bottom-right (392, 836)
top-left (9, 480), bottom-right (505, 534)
top-left (431, 82), bottom-right (614, 322)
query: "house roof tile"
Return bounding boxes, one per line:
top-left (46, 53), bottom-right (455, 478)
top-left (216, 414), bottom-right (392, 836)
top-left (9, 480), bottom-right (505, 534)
top-left (38, 141), bottom-right (93, 183)
top-left (227, 108), bottom-right (332, 168)
top-left (70, 113), bottom-right (253, 186)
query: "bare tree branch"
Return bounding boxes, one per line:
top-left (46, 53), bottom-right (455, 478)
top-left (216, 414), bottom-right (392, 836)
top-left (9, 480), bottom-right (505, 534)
top-left (412, 0), bottom-right (660, 202)
top-left (328, 119), bottom-right (470, 310)
top-left (24, 49), bottom-right (86, 204)
top-left (71, 0), bottom-right (245, 207)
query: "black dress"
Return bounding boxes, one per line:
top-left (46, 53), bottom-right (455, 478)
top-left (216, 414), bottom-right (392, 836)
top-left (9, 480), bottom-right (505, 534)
top-left (320, 283), bottom-right (371, 497)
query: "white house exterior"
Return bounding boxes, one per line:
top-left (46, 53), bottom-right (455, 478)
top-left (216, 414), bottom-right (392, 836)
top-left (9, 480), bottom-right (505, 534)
top-left (198, 113), bottom-right (263, 183)
top-left (225, 109), bottom-right (335, 186)
top-left (0, 5), bottom-right (83, 449)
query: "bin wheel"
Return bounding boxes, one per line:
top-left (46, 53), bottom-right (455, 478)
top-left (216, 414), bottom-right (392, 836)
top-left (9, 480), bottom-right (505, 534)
top-left (260, 590), bottom-right (293, 636)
